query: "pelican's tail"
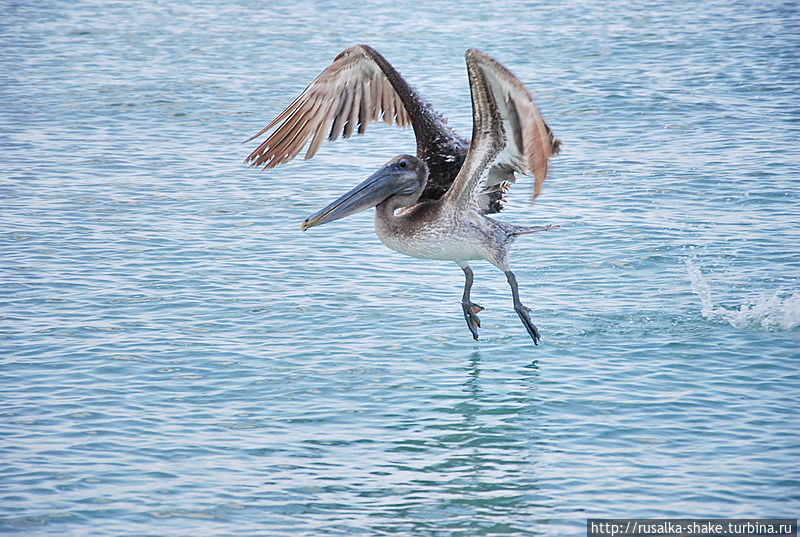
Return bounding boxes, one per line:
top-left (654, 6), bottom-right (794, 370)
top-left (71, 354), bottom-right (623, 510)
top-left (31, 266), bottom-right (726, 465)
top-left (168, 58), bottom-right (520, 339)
top-left (510, 224), bottom-right (559, 236)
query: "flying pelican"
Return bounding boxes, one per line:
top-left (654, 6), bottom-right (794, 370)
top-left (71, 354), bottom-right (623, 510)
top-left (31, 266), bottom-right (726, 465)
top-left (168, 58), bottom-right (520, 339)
top-left (245, 45), bottom-right (560, 343)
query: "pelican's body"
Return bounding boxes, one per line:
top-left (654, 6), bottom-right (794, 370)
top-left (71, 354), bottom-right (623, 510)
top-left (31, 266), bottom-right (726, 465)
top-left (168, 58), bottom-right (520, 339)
top-left (376, 203), bottom-right (535, 266)
top-left (378, 204), bottom-right (482, 261)
top-left (246, 45), bottom-right (561, 343)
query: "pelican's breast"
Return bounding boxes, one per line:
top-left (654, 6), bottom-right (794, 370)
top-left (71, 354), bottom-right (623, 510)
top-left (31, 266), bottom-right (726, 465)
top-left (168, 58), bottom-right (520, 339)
top-left (375, 203), bottom-right (491, 262)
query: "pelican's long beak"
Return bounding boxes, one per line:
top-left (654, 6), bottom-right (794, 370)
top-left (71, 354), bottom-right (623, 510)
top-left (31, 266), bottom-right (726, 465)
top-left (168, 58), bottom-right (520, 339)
top-left (300, 166), bottom-right (402, 231)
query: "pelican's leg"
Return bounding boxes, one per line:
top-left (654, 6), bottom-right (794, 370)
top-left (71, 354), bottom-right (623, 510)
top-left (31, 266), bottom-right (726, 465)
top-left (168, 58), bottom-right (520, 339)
top-left (459, 263), bottom-right (484, 340)
top-left (504, 270), bottom-right (541, 345)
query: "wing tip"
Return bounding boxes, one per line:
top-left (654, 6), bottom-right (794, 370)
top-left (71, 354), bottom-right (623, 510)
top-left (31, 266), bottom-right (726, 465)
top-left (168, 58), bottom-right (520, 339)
top-left (337, 43), bottom-right (377, 61)
top-left (465, 48), bottom-right (504, 70)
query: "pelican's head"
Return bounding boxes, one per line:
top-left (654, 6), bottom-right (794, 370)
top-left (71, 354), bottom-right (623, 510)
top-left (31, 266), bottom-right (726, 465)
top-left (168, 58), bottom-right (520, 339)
top-left (301, 155), bottom-right (428, 231)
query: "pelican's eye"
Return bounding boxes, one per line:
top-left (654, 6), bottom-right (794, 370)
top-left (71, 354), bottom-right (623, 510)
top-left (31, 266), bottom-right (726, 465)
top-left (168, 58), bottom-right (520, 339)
top-left (398, 160), bottom-right (408, 168)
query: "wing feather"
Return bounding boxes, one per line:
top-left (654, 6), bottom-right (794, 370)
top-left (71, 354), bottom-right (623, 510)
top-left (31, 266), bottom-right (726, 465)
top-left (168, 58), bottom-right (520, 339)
top-left (265, 96), bottom-right (325, 167)
top-left (343, 80), bottom-right (362, 139)
top-left (250, 96), bottom-right (319, 168)
top-left (305, 98), bottom-right (337, 159)
top-left (382, 82), bottom-right (396, 125)
top-left (358, 80), bottom-right (371, 134)
top-left (329, 84), bottom-right (353, 141)
top-left (272, 99), bottom-right (324, 165)
top-left (245, 45), bottom-right (413, 169)
top-left (444, 49), bottom-right (560, 213)
top-left (396, 94), bottom-right (408, 126)
top-left (370, 77), bottom-right (383, 121)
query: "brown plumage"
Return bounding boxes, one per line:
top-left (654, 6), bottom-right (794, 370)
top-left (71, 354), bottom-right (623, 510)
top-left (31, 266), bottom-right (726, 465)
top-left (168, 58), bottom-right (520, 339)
top-left (245, 46), bottom-right (412, 167)
top-left (444, 49), bottom-right (562, 210)
top-left (246, 46), bottom-right (563, 343)
top-left (245, 44), bottom-right (559, 215)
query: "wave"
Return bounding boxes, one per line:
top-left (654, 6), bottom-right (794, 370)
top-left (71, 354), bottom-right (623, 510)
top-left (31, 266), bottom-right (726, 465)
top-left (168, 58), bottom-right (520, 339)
top-left (685, 260), bottom-right (800, 331)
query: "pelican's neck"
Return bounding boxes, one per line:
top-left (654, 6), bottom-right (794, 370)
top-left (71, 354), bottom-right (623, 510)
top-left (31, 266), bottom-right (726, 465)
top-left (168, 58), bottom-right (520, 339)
top-left (375, 196), bottom-right (407, 228)
top-left (374, 172), bottom-right (429, 234)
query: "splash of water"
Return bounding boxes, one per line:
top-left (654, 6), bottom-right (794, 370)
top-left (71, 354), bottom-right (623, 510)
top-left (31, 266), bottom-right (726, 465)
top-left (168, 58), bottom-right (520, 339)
top-left (685, 260), bottom-right (800, 331)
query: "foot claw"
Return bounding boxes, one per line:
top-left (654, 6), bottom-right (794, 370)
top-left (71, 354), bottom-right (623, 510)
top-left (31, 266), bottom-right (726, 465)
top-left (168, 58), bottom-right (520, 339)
top-left (462, 301), bottom-right (483, 340)
top-left (515, 305), bottom-right (540, 345)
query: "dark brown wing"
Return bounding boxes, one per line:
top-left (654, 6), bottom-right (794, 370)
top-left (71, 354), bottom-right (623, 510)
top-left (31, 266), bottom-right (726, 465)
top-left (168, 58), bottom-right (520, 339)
top-left (444, 49), bottom-right (560, 213)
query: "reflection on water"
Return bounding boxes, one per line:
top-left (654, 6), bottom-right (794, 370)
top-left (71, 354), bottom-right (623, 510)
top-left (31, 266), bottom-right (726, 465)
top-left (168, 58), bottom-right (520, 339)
top-left (2, 0), bottom-right (799, 535)
top-left (370, 351), bottom-right (549, 535)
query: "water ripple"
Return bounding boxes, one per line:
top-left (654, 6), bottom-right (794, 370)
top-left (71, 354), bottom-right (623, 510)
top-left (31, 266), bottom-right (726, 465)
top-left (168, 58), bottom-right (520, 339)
top-left (2, 0), bottom-right (799, 535)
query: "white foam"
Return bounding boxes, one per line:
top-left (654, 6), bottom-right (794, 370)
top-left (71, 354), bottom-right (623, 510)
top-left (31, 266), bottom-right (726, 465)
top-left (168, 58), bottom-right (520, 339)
top-left (685, 260), bottom-right (800, 331)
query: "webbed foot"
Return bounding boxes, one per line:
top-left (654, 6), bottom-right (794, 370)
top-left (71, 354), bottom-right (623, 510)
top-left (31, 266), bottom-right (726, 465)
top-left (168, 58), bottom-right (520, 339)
top-left (461, 301), bottom-right (484, 340)
top-left (514, 304), bottom-right (540, 345)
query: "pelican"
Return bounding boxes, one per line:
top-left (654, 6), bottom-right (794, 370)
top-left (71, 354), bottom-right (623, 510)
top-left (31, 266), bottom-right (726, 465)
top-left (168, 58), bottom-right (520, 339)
top-left (245, 45), bottom-right (560, 343)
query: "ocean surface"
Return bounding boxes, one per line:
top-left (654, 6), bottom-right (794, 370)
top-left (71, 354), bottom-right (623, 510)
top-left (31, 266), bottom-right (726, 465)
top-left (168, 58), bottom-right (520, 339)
top-left (1, 1), bottom-right (798, 535)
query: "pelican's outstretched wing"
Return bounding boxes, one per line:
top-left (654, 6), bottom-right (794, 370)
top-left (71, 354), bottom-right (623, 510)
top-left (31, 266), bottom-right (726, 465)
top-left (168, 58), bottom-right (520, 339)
top-left (444, 49), bottom-right (560, 214)
top-left (245, 45), bottom-right (419, 169)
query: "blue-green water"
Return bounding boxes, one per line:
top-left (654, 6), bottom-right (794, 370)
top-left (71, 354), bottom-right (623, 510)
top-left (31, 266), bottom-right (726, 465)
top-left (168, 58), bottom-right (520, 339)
top-left (2, 1), bottom-right (798, 535)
